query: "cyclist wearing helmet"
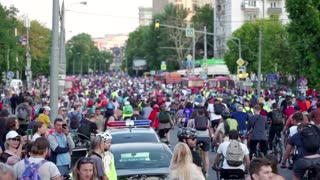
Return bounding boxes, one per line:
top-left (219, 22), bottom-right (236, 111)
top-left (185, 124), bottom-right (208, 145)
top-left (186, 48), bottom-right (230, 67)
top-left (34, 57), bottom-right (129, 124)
top-left (104, 103), bottom-right (117, 131)
top-left (177, 127), bottom-right (202, 171)
top-left (99, 132), bottom-right (117, 180)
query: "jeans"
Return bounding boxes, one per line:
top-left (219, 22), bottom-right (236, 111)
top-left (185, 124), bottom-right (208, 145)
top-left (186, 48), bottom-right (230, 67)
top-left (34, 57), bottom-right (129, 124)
top-left (249, 140), bottom-right (268, 159)
top-left (57, 165), bottom-right (70, 177)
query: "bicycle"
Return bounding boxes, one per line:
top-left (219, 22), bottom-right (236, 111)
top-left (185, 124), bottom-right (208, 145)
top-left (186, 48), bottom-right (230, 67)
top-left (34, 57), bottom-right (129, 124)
top-left (251, 142), bottom-right (264, 159)
top-left (272, 133), bottom-right (283, 164)
top-left (196, 142), bottom-right (207, 178)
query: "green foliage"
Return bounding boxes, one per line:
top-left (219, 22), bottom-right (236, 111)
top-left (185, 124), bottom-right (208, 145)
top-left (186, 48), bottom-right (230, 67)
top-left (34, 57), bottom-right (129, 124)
top-left (0, 4), bottom-right (19, 77)
top-left (224, 17), bottom-right (291, 77)
top-left (286, 0), bottom-right (320, 88)
top-left (66, 33), bottom-right (112, 74)
top-left (124, 3), bottom-right (214, 75)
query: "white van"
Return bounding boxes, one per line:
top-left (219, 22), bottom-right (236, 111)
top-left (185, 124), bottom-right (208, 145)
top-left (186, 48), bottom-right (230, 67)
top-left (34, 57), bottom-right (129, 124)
top-left (9, 79), bottom-right (23, 90)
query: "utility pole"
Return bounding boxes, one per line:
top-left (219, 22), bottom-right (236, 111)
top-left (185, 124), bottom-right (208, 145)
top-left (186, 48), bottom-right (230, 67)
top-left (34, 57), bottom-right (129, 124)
top-left (25, 17), bottom-right (32, 92)
top-left (50, 0), bottom-right (60, 122)
top-left (192, 34), bottom-right (195, 75)
top-left (257, 23), bottom-right (262, 95)
top-left (58, 0), bottom-right (66, 97)
top-left (213, 0), bottom-right (216, 58)
top-left (204, 26), bottom-right (207, 75)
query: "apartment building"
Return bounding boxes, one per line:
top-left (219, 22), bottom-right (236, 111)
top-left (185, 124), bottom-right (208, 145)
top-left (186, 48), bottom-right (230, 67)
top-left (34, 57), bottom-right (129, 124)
top-left (214, 0), bottom-right (288, 58)
top-left (139, 7), bottom-right (153, 26)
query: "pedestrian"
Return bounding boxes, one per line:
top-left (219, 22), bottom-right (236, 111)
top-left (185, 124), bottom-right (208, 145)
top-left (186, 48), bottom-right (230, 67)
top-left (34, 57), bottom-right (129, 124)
top-left (169, 142), bottom-right (205, 180)
top-left (32, 121), bottom-right (47, 141)
top-left (13, 137), bottom-right (61, 180)
top-left (0, 130), bottom-right (26, 166)
top-left (72, 157), bottom-right (97, 180)
top-left (47, 118), bottom-right (75, 177)
top-left (0, 162), bottom-right (16, 180)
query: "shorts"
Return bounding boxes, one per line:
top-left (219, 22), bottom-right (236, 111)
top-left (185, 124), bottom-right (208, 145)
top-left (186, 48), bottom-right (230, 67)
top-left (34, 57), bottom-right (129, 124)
top-left (196, 137), bottom-right (211, 152)
top-left (158, 128), bottom-right (170, 139)
top-left (211, 120), bottom-right (220, 128)
top-left (293, 157), bottom-right (320, 179)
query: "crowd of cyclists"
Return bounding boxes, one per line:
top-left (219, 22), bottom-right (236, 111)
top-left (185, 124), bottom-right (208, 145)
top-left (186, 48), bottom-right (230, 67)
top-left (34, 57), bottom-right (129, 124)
top-left (0, 72), bottom-right (319, 180)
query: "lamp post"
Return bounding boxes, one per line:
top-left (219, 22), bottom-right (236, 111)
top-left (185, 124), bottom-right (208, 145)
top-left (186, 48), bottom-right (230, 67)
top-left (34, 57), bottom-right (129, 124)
top-left (59, 0), bottom-right (87, 95)
top-left (24, 17), bottom-right (32, 92)
top-left (50, 0), bottom-right (60, 122)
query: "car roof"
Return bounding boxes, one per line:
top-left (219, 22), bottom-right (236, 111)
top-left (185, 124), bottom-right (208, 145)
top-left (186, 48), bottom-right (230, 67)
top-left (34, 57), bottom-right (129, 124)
top-left (109, 127), bottom-right (156, 135)
top-left (110, 142), bottom-right (171, 152)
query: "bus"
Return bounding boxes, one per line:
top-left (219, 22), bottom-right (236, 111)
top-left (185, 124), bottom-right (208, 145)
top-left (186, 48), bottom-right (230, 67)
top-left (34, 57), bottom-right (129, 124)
top-left (206, 76), bottom-right (235, 90)
top-left (181, 76), bottom-right (204, 93)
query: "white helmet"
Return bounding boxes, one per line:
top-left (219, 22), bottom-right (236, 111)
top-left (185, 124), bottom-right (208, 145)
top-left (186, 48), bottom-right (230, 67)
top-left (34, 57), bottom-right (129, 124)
top-left (97, 132), bottom-right (112, 141)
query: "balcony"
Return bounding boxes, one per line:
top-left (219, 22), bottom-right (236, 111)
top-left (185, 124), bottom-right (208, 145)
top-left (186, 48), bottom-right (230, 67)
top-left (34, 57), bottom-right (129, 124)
top-left (267, 8), bottom-right (282, 14)
top-left (241, 3), bottom-right (259, 12)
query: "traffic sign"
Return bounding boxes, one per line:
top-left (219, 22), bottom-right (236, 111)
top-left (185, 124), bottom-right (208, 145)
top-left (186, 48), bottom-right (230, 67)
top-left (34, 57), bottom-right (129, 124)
top-left (185, 28), bottom-right (195, 37)
top-left (161, 61), bottom-right (166, 70)
top-left (7, 71), bottom-right (14, 79)
top-left (236, 58), bottom-right (244, 66)
top-left (161, 64), bottom-right (166, 70)
top-left (298, 77), bottom-right (308, 86)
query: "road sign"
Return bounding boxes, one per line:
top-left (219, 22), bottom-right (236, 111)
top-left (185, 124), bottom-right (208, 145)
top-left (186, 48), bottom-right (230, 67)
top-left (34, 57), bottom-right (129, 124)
top-left (161, 61), bottom-right (166, 70)
top-left (161, 64), bottom-right (166, 70)
top-left (7, 71), bottom-right (14, 79)
top-left (185, 28), bottom-right (195, 37)
top-left (236, 58), bottom-right (244, 66)
top-left (266, 74), bottom-right (278, 81)
top-left (298, 77), bottom-right (308, 86)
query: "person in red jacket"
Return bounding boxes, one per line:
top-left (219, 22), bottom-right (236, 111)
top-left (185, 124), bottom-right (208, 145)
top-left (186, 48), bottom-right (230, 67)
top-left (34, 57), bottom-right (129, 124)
top-left (296, 97), bottom-right (307, 112)
top-left (148, 104), bottom-right (160, 129)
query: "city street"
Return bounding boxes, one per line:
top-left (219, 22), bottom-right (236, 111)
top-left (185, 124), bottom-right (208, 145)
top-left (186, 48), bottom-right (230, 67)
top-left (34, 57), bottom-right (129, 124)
top-left (168, 127), bottom-right (293, 180)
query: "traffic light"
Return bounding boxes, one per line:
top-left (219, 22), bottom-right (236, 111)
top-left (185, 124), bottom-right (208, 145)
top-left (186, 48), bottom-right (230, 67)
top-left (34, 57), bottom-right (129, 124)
top-left (1, 72), bottom-right (6, 83)
top-left (237, 66), bottom-right (246, 81)
top-left (155, 19), bottom-right (160, 31)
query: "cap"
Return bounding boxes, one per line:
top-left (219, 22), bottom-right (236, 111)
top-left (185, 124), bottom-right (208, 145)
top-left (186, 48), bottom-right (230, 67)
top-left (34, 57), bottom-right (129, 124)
top-left (6, 130), bottom-right (20, 140)
top-left (43, 106), bottom-right (51, 111)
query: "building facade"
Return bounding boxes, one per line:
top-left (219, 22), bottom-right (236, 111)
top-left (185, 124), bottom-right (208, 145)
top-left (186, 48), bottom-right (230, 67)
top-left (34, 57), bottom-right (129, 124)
top-left (214, 0), bottom-right (288, 58)
top-left (139, 7), bottom-right (153, 26)
top-left (152, 0), bottom-right (212, 16)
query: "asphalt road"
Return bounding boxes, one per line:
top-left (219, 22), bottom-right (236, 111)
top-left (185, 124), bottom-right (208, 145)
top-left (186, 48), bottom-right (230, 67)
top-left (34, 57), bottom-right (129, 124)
top-left (168, 127), bottom-right (293, 180)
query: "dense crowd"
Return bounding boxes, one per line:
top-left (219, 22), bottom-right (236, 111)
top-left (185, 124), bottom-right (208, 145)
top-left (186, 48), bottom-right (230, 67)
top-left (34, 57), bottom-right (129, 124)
top-left (0, 73), bottom-right (319, 180)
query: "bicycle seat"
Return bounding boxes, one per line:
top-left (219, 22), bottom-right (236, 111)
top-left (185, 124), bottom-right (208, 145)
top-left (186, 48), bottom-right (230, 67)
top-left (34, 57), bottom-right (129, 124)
top-left (220, 169), bottom-right (245, 179)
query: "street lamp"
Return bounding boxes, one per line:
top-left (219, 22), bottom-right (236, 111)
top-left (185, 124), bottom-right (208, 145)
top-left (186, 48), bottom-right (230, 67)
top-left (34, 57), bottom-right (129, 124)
top-left (59, 0), bottom-right (87, 94)
top-left (24, 17), bottom-right (32, 92)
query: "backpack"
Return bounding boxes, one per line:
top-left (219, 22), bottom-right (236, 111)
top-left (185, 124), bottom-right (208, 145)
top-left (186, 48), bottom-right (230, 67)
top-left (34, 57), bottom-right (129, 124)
top-left (224, 118), bottom-right (239, 135)
top-left (17, 104), bottom-right (29, 120)
top-left (214, 104), bottom-right (225, 115)
top-left (20, 159), bottom-right (47, 180)
top-left (271, 110), bottom-right (284, 125)
top-left (300, 124), bottom-right (320, 153)
top-left (303, 162), bottom-right (320, 180)
top-left (194, 116), bottom-right (208, 131)
top-left (226, 140), bottom-right (244, 166)
top-left (159, 111), bottom-right (170, 123)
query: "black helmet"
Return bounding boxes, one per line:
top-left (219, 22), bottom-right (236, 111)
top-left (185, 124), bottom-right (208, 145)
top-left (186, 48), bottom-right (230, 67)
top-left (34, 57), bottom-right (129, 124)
top-left (221, 111), bottom-right (231, 120)
top-left (177, 127), bottom-right (197, 142)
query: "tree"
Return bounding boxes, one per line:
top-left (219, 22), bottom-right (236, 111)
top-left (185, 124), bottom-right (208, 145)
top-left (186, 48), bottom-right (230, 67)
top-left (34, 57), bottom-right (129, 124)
top-left (123, 3), bottom-right (214, 74)
top-left (0, 4), bottom-right (19, 78)
top-left (16, 20), bottom-right (51, 77)
top-left (286, 0), bottom-right (320, 88)
top-left (66, 33), bottom-right (112, 74)
top-left (224, 17), bottom-right (291, 78)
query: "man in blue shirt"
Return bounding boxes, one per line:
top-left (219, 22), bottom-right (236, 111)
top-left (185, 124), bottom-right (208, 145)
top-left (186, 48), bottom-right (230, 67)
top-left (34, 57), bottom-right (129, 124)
top-left (48, 118), bottom-right (75, 177)
top-left (232, 105), bottom-right (249, 137)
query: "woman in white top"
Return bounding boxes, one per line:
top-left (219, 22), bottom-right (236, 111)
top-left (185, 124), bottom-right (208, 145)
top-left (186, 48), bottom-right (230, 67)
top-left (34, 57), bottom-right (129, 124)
top-left (169, 143), bottom-right (205, 180)
top-left (32, 121), bottom-right (47, 141)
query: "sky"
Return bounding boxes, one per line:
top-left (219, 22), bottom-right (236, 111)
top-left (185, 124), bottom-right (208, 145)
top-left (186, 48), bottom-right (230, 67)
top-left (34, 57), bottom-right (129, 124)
top-left (0, 0), bottom-right (152, 39)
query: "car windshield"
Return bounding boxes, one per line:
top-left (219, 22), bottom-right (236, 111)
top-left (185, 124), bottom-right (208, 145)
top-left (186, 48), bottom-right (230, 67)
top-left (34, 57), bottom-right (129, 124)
top-left (113, 148), bottom-right (172, 170)
top-left (112, 133), bottom-right (159, 144)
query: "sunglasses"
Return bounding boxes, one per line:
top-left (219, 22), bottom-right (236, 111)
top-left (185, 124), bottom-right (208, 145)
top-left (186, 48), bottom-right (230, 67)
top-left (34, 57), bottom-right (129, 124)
top-left (10, 138), bottom-right (21, 142)
top-left (188, 137), bottom-right (196, 141)
top-left (78, 157), bottom-right (94, 164)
